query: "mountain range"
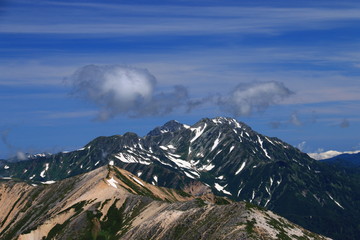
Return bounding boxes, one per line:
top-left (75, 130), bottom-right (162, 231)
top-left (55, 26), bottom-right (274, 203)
top-left (321, 152), bottom-right (360, 168)
top-left (1, 117), bottom-right (359, 240)
top-left (0, 165), bottom-right (331, 240)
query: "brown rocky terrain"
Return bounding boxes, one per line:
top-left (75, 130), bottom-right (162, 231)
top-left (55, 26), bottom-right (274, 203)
top-left (0, 165), bottom-right (330, 240)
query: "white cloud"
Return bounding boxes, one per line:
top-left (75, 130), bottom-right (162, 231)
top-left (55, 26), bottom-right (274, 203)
top-left (217, 81), bottom-right (293, 116)
top-left (69, 64), bottom-right (189, 120)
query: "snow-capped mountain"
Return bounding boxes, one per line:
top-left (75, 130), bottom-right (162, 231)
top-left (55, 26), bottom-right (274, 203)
top-left (308, 150), bottom-right (360, 160)
top-left (0, 165), bottom-right (329, 240)
top-left (1, 117), bottom-right (359, 240)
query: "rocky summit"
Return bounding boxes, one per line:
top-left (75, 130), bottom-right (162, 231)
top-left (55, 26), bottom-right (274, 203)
top-left (1, 117), bottom-right (359, 239)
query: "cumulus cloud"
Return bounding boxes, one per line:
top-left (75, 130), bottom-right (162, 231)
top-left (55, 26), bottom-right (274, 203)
top-left (340, 118), bottom-right (350, 128)
top-left (69, 65), bottom-right (189, 120)
top-left (68, 66), bottom-right (294, 120)
top-left (217, 81), bottom-right (293, 117)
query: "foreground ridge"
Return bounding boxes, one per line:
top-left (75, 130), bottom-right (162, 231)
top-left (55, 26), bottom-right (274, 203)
top-left (0, 165), bottom-right (329, 240)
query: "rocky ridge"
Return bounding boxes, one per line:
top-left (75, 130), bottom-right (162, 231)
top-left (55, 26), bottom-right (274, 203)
top-left (0, 165), bottom-right (329, 240)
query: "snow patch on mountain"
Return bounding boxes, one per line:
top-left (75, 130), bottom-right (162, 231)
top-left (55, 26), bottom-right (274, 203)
top-left (184, 171), bottom-right (196, 179)
top-left (237, 187), bottom-right (244, 197)
top-left (40, 163), bottom-right (49, 178)
top-left (229, 146), bottom-right (235, 154)
top-left (235, 162), bottom-right (246, 175)
top-left (251, 190), bottom-right (255, 202)
top-left (41, 180), bottom-right (56, 185)
top-left (190, 123), bottom-right (207, 143)
top-left (264, 198), bottom-right (271, 207)
top-left (198, 163), bottom-right (215, 171)
top-left (257, 136), bottom-right (271, 159)
top-left (106, 177), bottom-right (118, 188)
top-left (327, 193), bottom-right (344, 209)
top-left (166, 154), bottom-right (192, 169)
top-left (214, 183), bottom-right (232, 195)
top-left (159, 146), bottom-right (168, 150)
top-left (167, 144), bottom-right (176, 149)
top-left (265, 186), bottom-right (271, 195)
top-left (114, 153), bottom-right (151, 165)
top-left (211, 133), bottom-right (221, 152)
top-left (212, 118), bottom-right (223, 124)
top-left (212, 117), bottom-right (242, 129)
top-left (265, 137), bottom-right (275, 145)
top-left (130, 175), bottom-right (144, 186)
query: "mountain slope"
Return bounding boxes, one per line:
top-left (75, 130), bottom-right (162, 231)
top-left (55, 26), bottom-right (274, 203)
top-left (1, 117), bottom-right (359, 239)
top-left (0, 165), bottom-right (328, 240)
top-left (321, 152), bottom-right (360, 168)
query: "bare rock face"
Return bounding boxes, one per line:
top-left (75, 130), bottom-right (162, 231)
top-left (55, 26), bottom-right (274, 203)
top-left (183, 180), bottom-right (212, 196)
top-left (0, 165), bottom-right (329, 240)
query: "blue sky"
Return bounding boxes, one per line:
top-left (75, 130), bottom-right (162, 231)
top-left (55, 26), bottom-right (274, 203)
top-left (1, 0), bottom-right (360, 159)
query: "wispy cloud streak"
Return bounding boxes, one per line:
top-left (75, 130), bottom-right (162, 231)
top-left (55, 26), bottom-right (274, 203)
top-left (2, 4), bottom-right (360, 35)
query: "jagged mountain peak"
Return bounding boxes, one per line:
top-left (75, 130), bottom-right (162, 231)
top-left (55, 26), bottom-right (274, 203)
top-left (123, 131), bottom-right (140, 139)
top-left (27, 152), bottom-right (52, 159)
top-left (190, 117), bottom-right (257, 140)
top-left (200, 116), bottom-right (243, 127)
top-left (147, 119), bottom-right (190, 136)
